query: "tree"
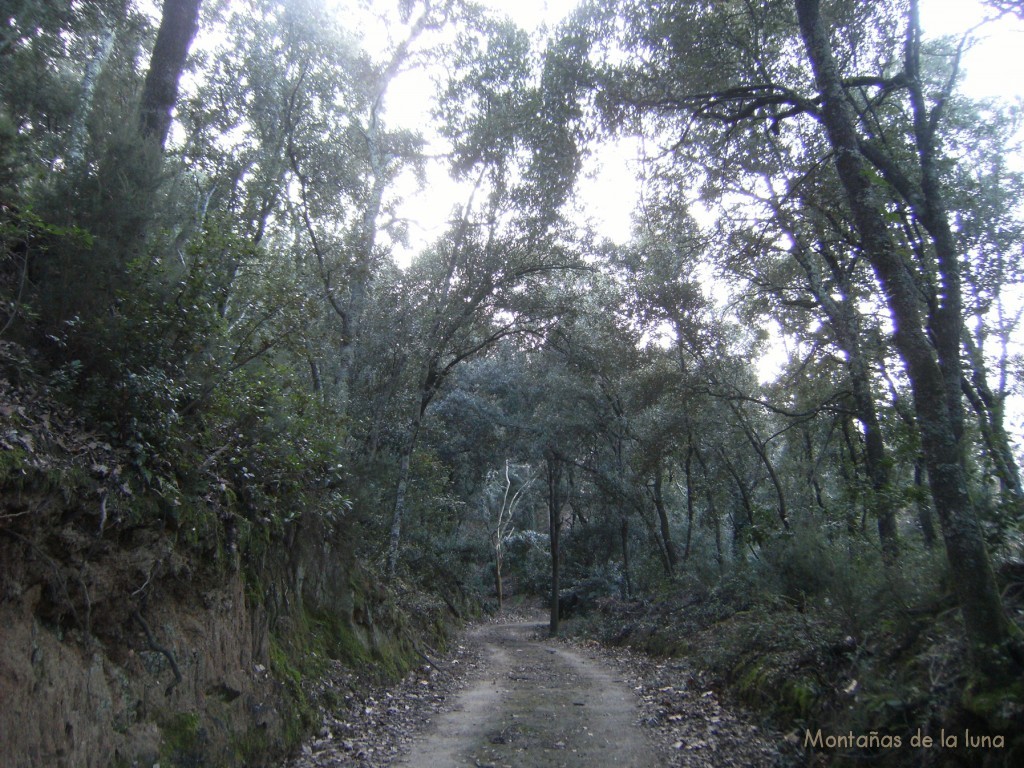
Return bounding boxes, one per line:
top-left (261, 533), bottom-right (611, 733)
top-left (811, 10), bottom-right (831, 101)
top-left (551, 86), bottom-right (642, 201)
top-left (579, 0), bottom-right (1022, 679)
top-left (139, 0), bottom-right (203, 151)
top-left (597, 6), bottom-right (906, 558)
top-left (546, 450), bottom-right (566, 635)
top-left (759, 174), bottom-right (901, 558)
top-left (482, 460), bottom-right (534, 609)
top-left (292, 0), bottom-right (454, 412)
top-left (382, 9), bottom-right (586, 575)
top-left (792, 0), bottom-right (1020, 679)
top-left (382, 190), bottom-right (577, 575)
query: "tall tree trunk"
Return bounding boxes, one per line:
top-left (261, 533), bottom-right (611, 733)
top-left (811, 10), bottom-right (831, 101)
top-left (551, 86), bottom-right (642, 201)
top-left (848, 346), bottom-right (899, 557)
top-left (719, 451), bottom-right (755, 538)
top-left (495, 557), bottom-right (504, 611)
top-left (683, 442), bottom-right (696, 561)
top-left (651, 467), bottom-right (678, 573)
top-left (634, 495), bottom-right (672, 576)
top-left (386, 439), bottom-right (414, 577)
top-left (962, 333), bottom-right (1024, 511)
top-left (139, 0), bottom-right (202, 152)
top-left (780, 204), bottom-right (899, 557)
top-left (547, 454), bottom-right (563, 637)
top-left (386, 408), bottom-right (423, 576)
top-left (712, 502), bottom-right (724, 571)
top-left (794, 0), bottom-right (1018, 678)
top-left (914, 457), bottom-right (937, 549)
top-left (335, 119), bottom-right (383, 413)
top-left (694, 445), bottom-right (725, 569)
top-left (308, 357), bottom-right (322, 396)
top-left (838, 415), bottom-right (863, 535)
top-left (69, 25), bottom-right (117, 169)
top-left (337, 7), bottom-right (438, 413)
top-left (727, 402), bottom-right (789, 531)
top-left (802, 427), bottom-right (827, 515)
top-left (620, 514), bottom-right (632, 597)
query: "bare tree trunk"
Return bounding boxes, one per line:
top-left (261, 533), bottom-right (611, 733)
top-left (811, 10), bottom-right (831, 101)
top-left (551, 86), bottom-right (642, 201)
top-left (337, 7), bottom-right (438, 413)
top-left (694, 444), bottom-right (723, 569)
top-left (914, 458), bottom-right (937, 549)
top-left (620, 514), bottom-right (632, 598)
top-left (386, 440), bottom-right (414, 577)
top-left (308, 357), bottom-right (322, 396)
top-left (495, 559), bottom-right (504, 611)
top-left (139, 0), bottom-right (202, 152)
top-left (634, 495), bottom-right (672, 576)
top-left (962, 333), bottom-right (1024, 511)
top-left (69, 25), bottom-right (117, 168)
top-left (780, 206), bottom-right (899, 557)
top-left (547, 454), bottom-right (563, 637)
top-left (386, 410), bottom-right (423, 577)
top-left (652, 468), bottom-right (678, 574)
top-left (727, 402), bottom-right (789, 531)
top-left (802, 427), bottom-right (827, 515)
top-left (719, 451), bottom-right (755, 535)
top-left (335, 127), bottom-right (383, 412)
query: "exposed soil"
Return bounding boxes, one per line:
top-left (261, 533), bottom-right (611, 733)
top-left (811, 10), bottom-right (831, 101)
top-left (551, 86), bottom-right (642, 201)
top-left (284, 607), bottom-right (788, 768)
top-left (394, 618), bottom-right (659, 767)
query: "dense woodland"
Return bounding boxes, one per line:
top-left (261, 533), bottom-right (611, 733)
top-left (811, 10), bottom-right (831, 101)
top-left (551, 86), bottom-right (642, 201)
top-left (3, 0), bottom-right (1024, 765)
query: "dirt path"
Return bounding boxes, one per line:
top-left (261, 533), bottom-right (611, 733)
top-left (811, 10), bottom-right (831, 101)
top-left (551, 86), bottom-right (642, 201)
top-left (394, 619), bottom-right (659, 767)
top-left (283, 611), bottom-right (786, 768)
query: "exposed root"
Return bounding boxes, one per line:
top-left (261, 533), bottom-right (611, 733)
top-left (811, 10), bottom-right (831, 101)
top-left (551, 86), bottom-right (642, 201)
top-left (132, 609), bottom-right (183, 696)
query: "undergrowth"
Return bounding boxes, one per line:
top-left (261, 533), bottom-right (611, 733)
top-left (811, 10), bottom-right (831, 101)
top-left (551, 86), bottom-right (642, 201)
top-left (568, 535), bottom-right (1024, 768)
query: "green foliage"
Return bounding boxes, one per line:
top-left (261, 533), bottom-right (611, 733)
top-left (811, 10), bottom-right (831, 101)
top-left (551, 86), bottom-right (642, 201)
top-left (0, 446), bottom-right (30, 487)
top-left (0, 203), bottom-right (94, 338)
top-left (504, 530), bottom-right (551, 594)
top-left (268, 637), bottom-right (318, 750)
top-left (159, 711), bottom-right (203, 767)
top-left (3, 0), bottom-right (1024, 763)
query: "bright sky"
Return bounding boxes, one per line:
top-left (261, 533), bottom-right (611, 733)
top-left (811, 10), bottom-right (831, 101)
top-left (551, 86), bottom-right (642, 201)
top-left (173, 0), bottom-right (1024, 431)
top-left (923, 0), bottom-right (1024, 98)
top-left (382, 0), bottom-right (1024, 265)
top-left (336, 0), bottom-right (1024, 436)
top-left (381, 0), bottom-right (633, 264)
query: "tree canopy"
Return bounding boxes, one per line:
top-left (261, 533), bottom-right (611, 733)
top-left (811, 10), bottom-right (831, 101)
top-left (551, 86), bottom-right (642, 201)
top-left (3, 0), bottom-right (1024, 757)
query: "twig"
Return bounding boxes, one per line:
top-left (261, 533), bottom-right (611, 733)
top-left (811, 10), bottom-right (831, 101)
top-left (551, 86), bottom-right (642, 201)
top-left (131, 564), bottom-right (156, 598)
top-left (0, 507), bottom-right (34, 522)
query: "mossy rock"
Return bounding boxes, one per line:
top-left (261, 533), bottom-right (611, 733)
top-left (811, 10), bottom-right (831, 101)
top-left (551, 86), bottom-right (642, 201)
top-left (231, 726), bottom-right (273, 766)
top-left (268, 638), bottom-right (317, 751)
top-left (322, 614), bottom-right (372, 667)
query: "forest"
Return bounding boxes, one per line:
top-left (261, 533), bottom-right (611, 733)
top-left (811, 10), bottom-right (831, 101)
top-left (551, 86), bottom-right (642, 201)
top-left (2, 0), bottom-right (1024, 766)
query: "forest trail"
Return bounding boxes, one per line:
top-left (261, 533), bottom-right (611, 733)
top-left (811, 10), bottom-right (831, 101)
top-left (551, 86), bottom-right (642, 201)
top-left (284, 609), bottom-right (784, 768)
top-left (395, 617), bottom-right (660, 767)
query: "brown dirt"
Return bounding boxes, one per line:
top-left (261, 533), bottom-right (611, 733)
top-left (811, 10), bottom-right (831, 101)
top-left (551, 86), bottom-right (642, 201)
top-left (395, 618), bottom-right (659, 767)
top-left (284, 607), bottom-right (787, 768)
